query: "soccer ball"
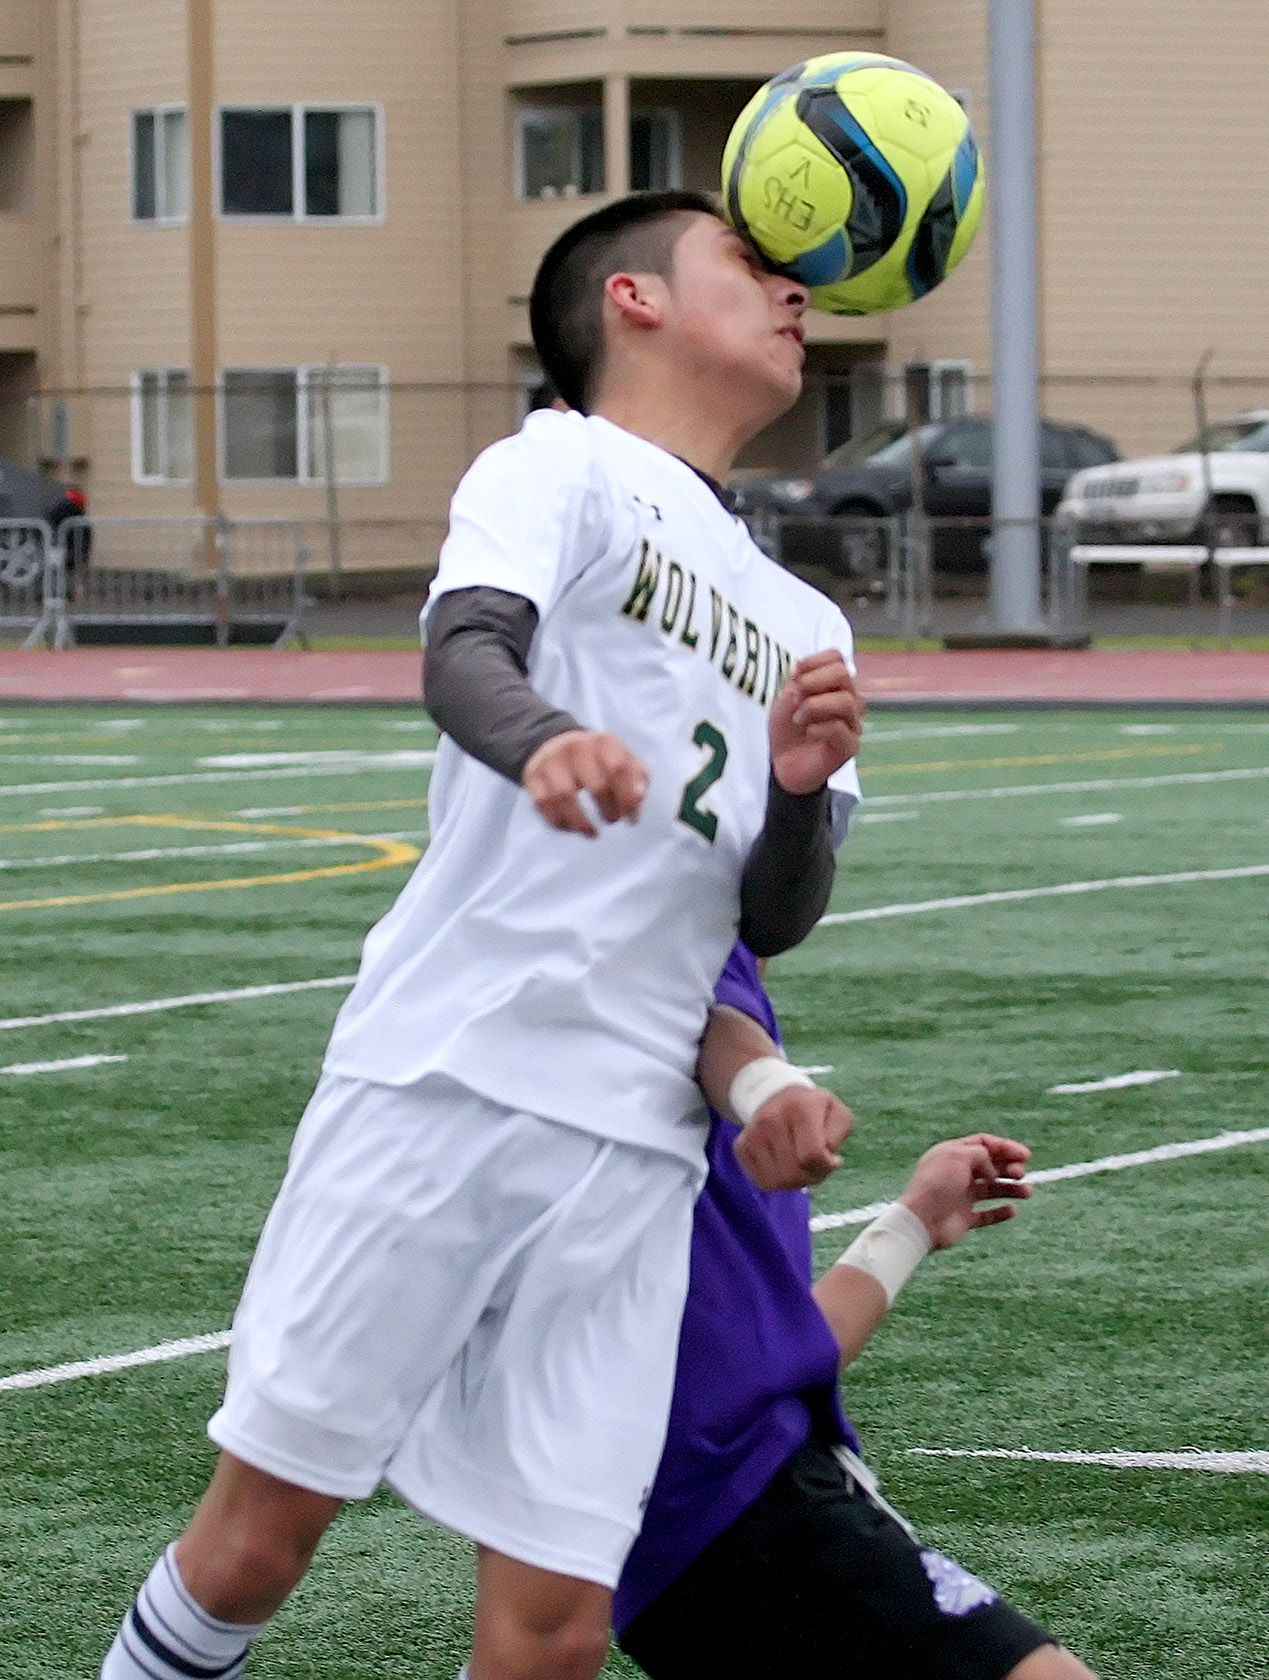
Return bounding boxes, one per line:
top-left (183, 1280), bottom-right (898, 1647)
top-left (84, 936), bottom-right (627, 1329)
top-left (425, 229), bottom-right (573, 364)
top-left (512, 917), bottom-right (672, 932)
top-left (721, 52), bottom-right (984, 316)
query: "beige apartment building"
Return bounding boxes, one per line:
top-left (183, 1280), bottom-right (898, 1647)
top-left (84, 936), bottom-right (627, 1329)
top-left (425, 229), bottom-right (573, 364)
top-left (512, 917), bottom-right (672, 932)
top-left (3, 0), bottom-right (1268, 564)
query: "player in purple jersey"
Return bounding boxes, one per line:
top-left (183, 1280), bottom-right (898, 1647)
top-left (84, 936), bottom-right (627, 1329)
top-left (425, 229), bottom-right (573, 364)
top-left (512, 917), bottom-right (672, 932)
top-left (615, 943), bottom-right (1100, 1680)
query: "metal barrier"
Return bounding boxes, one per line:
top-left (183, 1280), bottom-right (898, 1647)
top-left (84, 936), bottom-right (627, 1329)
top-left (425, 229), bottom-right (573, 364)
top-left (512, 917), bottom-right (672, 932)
top-left (1061, 542), bottom-right (1269, 642)
top-left (50, 516), bottom-right (309, 648)
top-left (0, 519), bottom-right (61, 647)
top-left (760, 513), bottom-right (924, 638)
top-left (755, 511), bottom-right (1090, 643)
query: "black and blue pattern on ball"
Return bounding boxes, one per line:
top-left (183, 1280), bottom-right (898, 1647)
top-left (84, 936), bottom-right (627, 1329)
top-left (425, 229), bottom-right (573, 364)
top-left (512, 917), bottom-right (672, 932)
top-left (724, 55), bottom-right (919, 257)
top-left (793, 85), bottom-right (909, 286)
top-left (724, 60), bottom-right (810, 246)
top-left (905, 127), bottom-right (980, 299)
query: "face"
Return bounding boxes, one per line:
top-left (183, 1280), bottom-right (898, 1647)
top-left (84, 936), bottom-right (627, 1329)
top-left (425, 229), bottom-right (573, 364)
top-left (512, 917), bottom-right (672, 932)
top-left (661, 214), bottom-right (809, 417)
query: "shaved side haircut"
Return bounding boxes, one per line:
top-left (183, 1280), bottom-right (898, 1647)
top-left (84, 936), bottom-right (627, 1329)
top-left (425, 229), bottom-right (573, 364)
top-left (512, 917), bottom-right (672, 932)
top-left (530, 190), bottom-right (722, 414)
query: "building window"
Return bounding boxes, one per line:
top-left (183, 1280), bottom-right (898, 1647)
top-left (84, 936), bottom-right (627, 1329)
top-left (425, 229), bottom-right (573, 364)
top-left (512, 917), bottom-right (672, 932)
top-left (630, 109), bottom-right (681, 192)
top-left (514, 105), bottom-right (682, 199)
top-left (132, 108), bottom-right (189, 223)
top-left (132, 370), bottom-right (193, 483)
top-left (516, 107), bottom-right (604, 200)
top-left (819, 363), bottom-right (886, 456)
top-left (219, 106), bottom-right (381, 219)
top-left (221, 366), bottom-right (388, 483)
top-left (902, 360), bottom-right (972, 424)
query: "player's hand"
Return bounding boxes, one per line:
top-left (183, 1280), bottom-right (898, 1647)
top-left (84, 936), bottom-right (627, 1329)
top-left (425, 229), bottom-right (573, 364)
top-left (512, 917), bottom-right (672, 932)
top-left (768, 650), bottom-right (865, 795)
top-left (522, 729), bottom-right (650, 837)
top-left (735, 1086), bottom-right (854, 1191)
top-left (899, 1133), bottom-right (1032, 1250)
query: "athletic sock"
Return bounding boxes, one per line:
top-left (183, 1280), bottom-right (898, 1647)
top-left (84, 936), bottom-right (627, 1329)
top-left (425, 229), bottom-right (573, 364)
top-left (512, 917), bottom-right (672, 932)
top-left (100, 1545), bottom-right (266, 1679)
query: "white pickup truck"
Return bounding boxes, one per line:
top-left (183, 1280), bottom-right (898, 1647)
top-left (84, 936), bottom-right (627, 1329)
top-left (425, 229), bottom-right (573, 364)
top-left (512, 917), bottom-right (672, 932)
top-left (1057, 410), bottom-right (1269, 546)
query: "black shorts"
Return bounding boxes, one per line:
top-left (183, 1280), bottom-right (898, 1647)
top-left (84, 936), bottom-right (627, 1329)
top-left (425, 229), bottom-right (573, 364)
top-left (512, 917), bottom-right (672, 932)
top-left (619, 1439), bottom-right (1054, 1680)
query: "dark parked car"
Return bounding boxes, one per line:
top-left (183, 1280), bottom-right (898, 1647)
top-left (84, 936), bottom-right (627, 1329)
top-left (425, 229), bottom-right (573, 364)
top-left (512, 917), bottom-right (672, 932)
top-left (0, 459), bottom-right (86, 587)
top-left (732, 416), bottom-right (1119, 576)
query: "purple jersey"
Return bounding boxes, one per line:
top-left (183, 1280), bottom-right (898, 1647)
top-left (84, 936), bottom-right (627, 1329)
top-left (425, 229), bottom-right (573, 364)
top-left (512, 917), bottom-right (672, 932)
top-left (613, 942), bottom-right (861, 1634)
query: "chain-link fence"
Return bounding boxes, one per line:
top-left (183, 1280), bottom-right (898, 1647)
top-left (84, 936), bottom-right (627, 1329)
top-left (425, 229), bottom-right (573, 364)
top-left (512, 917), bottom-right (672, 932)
top-left (762, 511), bottom-right (1269, 644)
top-left (6, 371), bottom-right (1269, 643)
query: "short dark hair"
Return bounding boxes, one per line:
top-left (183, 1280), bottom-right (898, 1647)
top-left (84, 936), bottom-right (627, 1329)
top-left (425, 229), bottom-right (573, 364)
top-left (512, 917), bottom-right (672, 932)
top-left (530, 190), bottom-right (721, 414)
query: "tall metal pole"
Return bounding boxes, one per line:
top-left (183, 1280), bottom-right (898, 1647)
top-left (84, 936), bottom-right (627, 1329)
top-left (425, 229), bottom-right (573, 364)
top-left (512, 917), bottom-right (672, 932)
top-left (988, 0), bottom-right (1042, 630)
top-left (188, 0), bottom-right (219, 545)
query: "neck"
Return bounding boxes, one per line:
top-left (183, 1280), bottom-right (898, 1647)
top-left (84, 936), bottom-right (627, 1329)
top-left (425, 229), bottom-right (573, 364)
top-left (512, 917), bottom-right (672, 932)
top-left (593, 372), bottom-right (776, 484)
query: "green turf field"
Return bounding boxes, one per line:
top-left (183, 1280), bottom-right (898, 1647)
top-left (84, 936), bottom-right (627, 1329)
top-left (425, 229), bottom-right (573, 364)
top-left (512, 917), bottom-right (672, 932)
top-left (0, 704), bottom-right (1265, 1679)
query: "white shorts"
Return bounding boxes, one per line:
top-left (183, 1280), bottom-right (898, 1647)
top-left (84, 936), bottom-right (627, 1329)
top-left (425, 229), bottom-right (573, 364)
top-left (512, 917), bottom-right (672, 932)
top-left (209, 1072), bottom-right (699, 1587)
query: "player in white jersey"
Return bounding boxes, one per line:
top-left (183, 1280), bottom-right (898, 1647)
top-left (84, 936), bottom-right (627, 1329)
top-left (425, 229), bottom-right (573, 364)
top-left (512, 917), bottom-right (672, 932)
top-left (98, 190), bottom-right (864, 1680)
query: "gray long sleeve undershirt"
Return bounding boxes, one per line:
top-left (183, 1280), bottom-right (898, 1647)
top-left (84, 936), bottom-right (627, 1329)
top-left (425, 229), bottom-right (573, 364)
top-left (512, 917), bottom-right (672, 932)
top-left (423, 586), bottom-right (834, 957)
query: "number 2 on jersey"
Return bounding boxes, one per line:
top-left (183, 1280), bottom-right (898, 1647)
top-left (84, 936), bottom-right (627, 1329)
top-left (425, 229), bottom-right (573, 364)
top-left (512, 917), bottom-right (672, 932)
top-left (677, 720), bottom-right (729, 843)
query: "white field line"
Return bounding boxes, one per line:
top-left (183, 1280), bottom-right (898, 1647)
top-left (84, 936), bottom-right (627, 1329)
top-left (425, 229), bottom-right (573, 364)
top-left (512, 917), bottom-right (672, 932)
top-left (1, 755), bottom-right (140, 766)
top-left (0, 757), bottom-right (1261, 809)
top-left (864, 724), bottom-right (1021, 743)
top-left (6, 1126), bottom-right (1267, 1398)
top-left (818, 863), bottom-right (1269, 927)
top-left (2, 856), bottom-right (1262, 1033)
top-left (0, 1332), bottom-right (233, 1394)
top-left (1048, 1070), bottom-right (1180, 1095)
top-left (909, 1448), bottom-right (1269, 1474)
top-left (0, 975), bottom-right (357, 1033)
top-left (865, 763), bottom-right (1269, 807)
top-left (0, 1053), bottom-right (128, 1075)
top-left (809, 1126), bottom-right (1269, 1232)
top-left (0, 756), bottom-right (436, 800)
top-left (197, 751), bottom-right (434, 769)
top-left (0, 831), bottom-right (424, 873)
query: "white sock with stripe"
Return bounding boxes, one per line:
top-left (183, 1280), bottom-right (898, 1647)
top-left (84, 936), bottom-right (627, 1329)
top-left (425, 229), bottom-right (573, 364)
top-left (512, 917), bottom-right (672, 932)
top-left (100, 1545), bottom-right (266, 1679)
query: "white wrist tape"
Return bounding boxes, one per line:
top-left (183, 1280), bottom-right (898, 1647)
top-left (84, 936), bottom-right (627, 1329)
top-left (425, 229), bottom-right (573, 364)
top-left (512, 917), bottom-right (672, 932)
top-left (833, 1202), bottom-right (932, 1305)
top-left (728, 1055), bottom-right (814, 1127)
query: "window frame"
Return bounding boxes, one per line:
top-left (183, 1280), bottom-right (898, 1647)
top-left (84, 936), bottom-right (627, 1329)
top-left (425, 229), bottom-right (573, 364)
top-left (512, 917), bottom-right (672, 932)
top-left (131, 368), bottom-right (193, 486)
top-left (902, 359), bottom-right (973, 424)
top-left (216, 102), bottom-right (386, 224)
top-left (131, 104), bottom-right (190, 225)
top-left (218, 364), bottom-right (391, 486)
top-left (512, 102), bottom-right (684, 200)
top-left (513, 103), bottom-right (605, 201)
top-left (629, 106), bottom-right (683, 193)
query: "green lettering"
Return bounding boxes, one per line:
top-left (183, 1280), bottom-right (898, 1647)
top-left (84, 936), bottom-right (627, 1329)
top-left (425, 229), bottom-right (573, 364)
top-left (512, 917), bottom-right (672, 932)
top-left (721, 605), bottom-right (741, 679)
top-left (660, 560), bottom-right (685, 635)
top-left (679, 570), bottom-right (700, 649)
top-left (738, 619), bottom-right (761, 696)
top-left (620, 539), bottom-right (662, 623)
top-left (708, 587), bottom-right (725, 658)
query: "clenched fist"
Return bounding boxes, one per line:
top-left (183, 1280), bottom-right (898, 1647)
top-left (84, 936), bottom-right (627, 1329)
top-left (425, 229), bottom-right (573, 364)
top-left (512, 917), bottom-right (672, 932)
top-left (768, 650), bottom-right (865, 795)
top-left (522, 729), bottom-right (650, 838)
top-left (735, 1084), bottom-right (854, 1191)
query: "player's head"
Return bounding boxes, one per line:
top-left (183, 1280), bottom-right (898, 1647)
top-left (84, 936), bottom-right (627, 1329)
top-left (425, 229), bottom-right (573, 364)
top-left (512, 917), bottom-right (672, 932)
top-left (530, 191), bottom-right (808, 424)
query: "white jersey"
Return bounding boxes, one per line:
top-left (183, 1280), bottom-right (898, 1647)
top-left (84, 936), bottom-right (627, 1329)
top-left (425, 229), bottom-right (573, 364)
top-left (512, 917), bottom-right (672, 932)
top-left (325, 410), bottom-right (861, 1166)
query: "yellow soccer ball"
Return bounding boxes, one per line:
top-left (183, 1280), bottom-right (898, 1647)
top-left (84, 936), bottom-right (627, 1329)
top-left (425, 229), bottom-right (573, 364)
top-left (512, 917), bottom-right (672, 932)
top-left (722, 52), bottom-right (985, 316)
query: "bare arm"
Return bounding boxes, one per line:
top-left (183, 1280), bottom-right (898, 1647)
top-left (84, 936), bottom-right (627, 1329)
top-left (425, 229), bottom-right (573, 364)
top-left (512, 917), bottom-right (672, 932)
top-left (697, 1003), bottom-right (853, 1192)
top-left (812, 1134), bottom-right (1033, 1369)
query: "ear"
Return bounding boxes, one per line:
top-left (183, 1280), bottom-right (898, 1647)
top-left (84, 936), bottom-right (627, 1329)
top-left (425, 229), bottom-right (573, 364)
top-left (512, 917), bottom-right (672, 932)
top-left (603, 271), bottom-right (667, 331)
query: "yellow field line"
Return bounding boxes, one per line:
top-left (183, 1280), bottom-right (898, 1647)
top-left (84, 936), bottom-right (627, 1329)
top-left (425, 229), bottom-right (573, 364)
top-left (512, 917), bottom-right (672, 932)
top-left (0, 812), bottom-right (420, 913)
top-left (862, 742), bottom-right (1215, 776)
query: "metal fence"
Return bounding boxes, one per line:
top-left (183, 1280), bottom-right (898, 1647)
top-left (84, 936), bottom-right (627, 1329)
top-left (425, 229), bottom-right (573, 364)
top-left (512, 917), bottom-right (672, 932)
top-left (760, 511), bottom-right (1269, 644)
top-left (0, 519), bottom-right (60, 647)
top-left (14, 516), bottom-right (310, 648)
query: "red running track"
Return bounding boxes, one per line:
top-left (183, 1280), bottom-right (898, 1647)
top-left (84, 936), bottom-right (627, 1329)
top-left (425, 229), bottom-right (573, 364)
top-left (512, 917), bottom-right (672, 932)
top-left (0, 646), bottom-right (1267, 706)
